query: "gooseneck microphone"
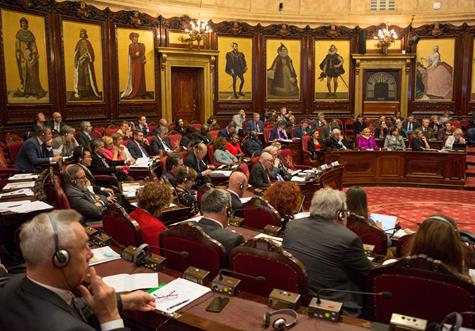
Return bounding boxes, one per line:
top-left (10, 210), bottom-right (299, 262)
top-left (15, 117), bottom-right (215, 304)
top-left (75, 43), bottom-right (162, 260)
top-left (146, 244), bottom-right (190, 258)
top-left (218, 268), bottom-right (266, 282)
top-left (316, 288), bottom-right (392, 304)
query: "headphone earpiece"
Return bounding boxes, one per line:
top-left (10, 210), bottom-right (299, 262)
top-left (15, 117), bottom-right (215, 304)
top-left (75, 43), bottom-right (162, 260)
top-left (47, 213), bottom-right (70, 269)
top-left (133, 243), bottom-right (151, 265)
top-left (239, 182), bottom-right (244, 191)
top-left (336, 209), bottom-right (350, 223)
top-left (424, 215), bottom-right (458, 234)
top-left (263, 309), bottom-right (298, 330)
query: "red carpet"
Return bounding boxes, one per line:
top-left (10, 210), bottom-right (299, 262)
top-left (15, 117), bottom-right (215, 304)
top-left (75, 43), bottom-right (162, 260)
top-left (361, 187), bottom-right (475, 232)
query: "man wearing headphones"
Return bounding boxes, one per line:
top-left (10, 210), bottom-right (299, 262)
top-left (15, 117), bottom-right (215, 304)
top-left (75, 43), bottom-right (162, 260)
top-left (282, 187), bottom-right (373, 317)
top-left (0, 210), bottom-right (155, 330)
top-left (197, 189), bottom-right (244, 253)
top-left (226, 171), bottom-right (248, 214)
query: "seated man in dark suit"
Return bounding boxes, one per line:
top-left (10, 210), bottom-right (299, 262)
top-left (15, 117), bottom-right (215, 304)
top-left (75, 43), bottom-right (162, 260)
top-left (227, 171), bottom-right (248, 215)
top-left (14, 127), bottom-right (62, 172)
top-left (325, 128), bottom-right (351, 150)
top-left (269, 120), bottom-right (289, 141)
top-left (90, 139), bottom-right (131, 181)
top-left (292, 120), bottom-right (311, 138)
top-left (127, 130), bottom-right (151, 159)
top-left (48, 112), bottom-right (66, 135)
top-left (76, 121), bottom-right (94, 150)
top-left (161, 153), bottom-right (182, 188)
top-left (136, 115), bottom-right (150, 136)
top-left (420, 118), bottom-right (435, 140)
top-left (283, 187), bottom-right (373, 317)
top-left (219, 122), bottom-right (237, 139)
top-left (198, 189), bottom-right (244, 253)
top-left (402, 114), bottom-right (419, 136)
top-left (0, 210), bottom-right (155, 331)
top-left (150, 126), bottom-right (174, 156)
top-left (63, 164), bottom-right (109, 223)
top-left (249, 151), bottom-right (273, 189)
top-left (246, 112), bottom-right (264, 134)
top-left (183, 142), bottom-right (212, 186)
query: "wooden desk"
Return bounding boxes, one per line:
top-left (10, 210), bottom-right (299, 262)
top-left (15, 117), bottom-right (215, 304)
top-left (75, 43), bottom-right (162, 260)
top-left (94, 257), bottom-right (387, 331)
top-left (324, 150), bottom-right (466, 188)
top-left (128, 159), bottom-right (161, 180)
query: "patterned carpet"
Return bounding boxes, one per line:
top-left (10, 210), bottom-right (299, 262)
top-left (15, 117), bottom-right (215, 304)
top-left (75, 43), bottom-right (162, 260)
top-left (362, 186), bottom-right (475, 232)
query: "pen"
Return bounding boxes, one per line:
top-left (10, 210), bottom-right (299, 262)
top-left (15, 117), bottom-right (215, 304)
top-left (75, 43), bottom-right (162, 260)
top-left (166, 299), bottom-right (190, 310)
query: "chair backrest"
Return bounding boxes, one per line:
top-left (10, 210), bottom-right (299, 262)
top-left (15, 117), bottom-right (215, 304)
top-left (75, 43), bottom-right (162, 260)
top-left (243, 196), bottom-right (281, 229)
top-left (231, 238), bottom-right (308, 298)
top-left (91, 127), bottom-right (105, 138)
top-left (7, 140), bottom-right (23, 162)
top-left (207, 144), bottom-right (216, 164)
top-left (191, 123), bottom-right (202, 130)
top-left (102, 203), bottom-right (142, 247)
top-left (160, 155), bottom-right (168, 173)
top-left (52, 175), bottom-right (70, 209)
top-left (347, 215), bottom-right (387, 255)
top-left (197, 183), bottom-right (213, 211)
top-left (168, 134), bottom-right (182, 150)
top-left (319, 165), bottom-right (344, 190)
top-left (159, 221), bottom-right (226, 278)
top-left (301, 135), bottom-right (311, 154)
top-left (209, 129), bottom-right (220, 140)
top-left (264, 127), bottom-right (272, 143)
top-left (279, 148), bottom-right (296, 169)
top-left (105, 125), bottom-right (118, 137)
top-left (449, 120), bottom-right (461, 129)
top-left (264, 120), bottom-right (274, 128)
top-left (368, 255), bottom-right (475, 327)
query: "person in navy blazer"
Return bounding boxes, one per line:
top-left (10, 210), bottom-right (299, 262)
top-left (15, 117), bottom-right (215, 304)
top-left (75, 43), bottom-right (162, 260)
top-left (219, 122), bottom-right (237, 139)
top-left (150, 126), bottom-right (174, 156)
top-left (246, 112), bottom-right (264, 134)
top-left (269, 120), bottom-right (289, 141)
top-left (127, 130), bottom-right (151, 159)
top-left (293, 120), bottom-right (311, 138)
top-left (14, 127), bottom-right (62, 172)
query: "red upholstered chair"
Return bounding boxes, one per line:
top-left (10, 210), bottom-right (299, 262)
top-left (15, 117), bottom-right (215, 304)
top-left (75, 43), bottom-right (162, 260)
top-left (301, 135), bottom-right (319, 166)
top-left (0, 146), bottom-right (19, 189)
top-left (449, 120), bottom-right (461, 129)
top-left (91, 127), bottom-right (105, 138)
top-left (319, 164), bottom-right (344, 190)
top-left (6, 139), bottom-right (23, 162)
top-left (102, 203), bottom-right (142, 248)
top-left (207, 144), bottom-right (217, 164)
top-left (160, 156), bottom-right (168, 173)
top-left (231, 238), bottom-right (308, 299)
top-left (368, 255), bottom-right (475, 328)
top-left (394, 233), bottom-right (414, 257)
top-left (346, 215), bottom-right (387, 255)
top-left (344, 118), bottom-right (355, 137)
top-left (243, 196), bottom-right (281, 230)
top-left (264, 127), bottom-right (272, 144)
top-left (279, 148), bottom-right (310, 170)
top-left (53, 176), bottom-right (70, 209)
top-left (168, 134), bottom-right (182, 151)
top-left (105, 125), bottom-right (118, 137)
top-left (191, 122), bottom-right (202, 130)
top-left (159, 221), bottom-right (227, 278)
top-left (197, 183), bottom-right (213, 211)
top-left (264, 120), bottom-right (274, 128)
top-left (208, 129), bottom-right (219, 141)
top-left (146, 135), bottom-right (155, 144)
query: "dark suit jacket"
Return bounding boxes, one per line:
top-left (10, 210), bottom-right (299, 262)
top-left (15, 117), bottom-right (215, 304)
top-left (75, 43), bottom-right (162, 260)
top-left (249, 162), bottom-right (270, 189)
top-left (76, 131), bottom-right (93, 150)
top-left (14, 137), bottom-right (52, 172)
top-left (183, 151), bottom-right (209, 186)
top-left (197, 217), bottom-right (244, 253)
top-left (228, 190), bottom-right (243, 213)
top-left (65, 185), bottom-right (106, 222)
top-left (90, 153), bottom-right (125, 175)
top-left (127, 140), bottom-right (150, 159)
top-left (162, 171), bottom-right (177, 187)
top-left (0, 275), bottom-right (128, 331)
top-left (150, 136), bottom-right (173, 155)
top-left (402, 121), bottom-right (419, 135)
top-left (354, 121), bottom-right (366, 134)
top-left (47, 121), bottom-right (66, 135)
top-left (421, 127), bottom-right (435, 140)
top-left (244, 137), bottom-right (263, 156)
top-left (269, 128), bottom-right (289, 141)
top-left (246, 120), bottom-right (264, 133)
top-left (282, 216), bottom-right (373, 316)
top-left (325, 137), bottom-right (351, 150)
top-left (218, 128), bottom-right (232, 139)
top-left (292, 126), bottom-right (310, 139)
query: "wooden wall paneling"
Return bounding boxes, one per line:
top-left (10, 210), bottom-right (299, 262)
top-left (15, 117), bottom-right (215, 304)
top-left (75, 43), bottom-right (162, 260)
top-left (461, 28), bottom-right (474, 115)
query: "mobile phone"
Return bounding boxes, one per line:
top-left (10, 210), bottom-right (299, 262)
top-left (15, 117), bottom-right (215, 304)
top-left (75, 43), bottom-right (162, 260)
top-left (206, 296), bottom-right (229, 313)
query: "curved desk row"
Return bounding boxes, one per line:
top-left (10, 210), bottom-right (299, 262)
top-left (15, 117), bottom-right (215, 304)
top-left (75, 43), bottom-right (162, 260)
top-left (323, 150), bottom-right (466, 188)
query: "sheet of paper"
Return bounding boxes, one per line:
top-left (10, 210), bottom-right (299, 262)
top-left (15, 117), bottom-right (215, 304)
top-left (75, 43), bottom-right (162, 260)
top-left (0, 188), bottom-right (34, 199)
top-left (293, 212), bottom-right (310, 220)
top-left (130, 157), bottom-right (153, 168)
top-left (3, 181), bottom-right (35, 190)
top-left (290, 176), bottom-right (306, 182)
top-left (240, 197), bottom-right (252, 203)
top-left (211, 170), bottom-right (232, 177)
top-left (253, 233), bottom-right (283, 246)
top-left (8, 201), bottom-right (53, 214)
top-left (8, 173), bottom-right (39, 181)
top-left (103, 273), bottom-right (158, 292)
top-left (0, 200), bottom-right (32, 212)
top-left (150, 278), bottom-right (210, 313)
top-left (370, 213), bottom-right (398, 234)
top-left (392, 229), bottom-right (409, 239)
top-left (89, 246), bottom-right (121, 266)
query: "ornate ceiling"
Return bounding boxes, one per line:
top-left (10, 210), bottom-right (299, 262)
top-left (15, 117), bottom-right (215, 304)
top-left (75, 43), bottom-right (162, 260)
top-left (81, 0), bottom-right (475, 27)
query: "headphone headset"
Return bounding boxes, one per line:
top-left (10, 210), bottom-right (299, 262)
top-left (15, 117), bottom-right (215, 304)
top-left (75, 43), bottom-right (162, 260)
top-left (133, 243), bottom-right (151, 266)
top-left (263, 309), bottom-right (298, 330)
top-left (438, 312), bottom-right (463, 331)
top-left (336, 202), bottom-right (350, 223)
top-left (47, 213), bottom-right (71, 268)
top-left (424, 215), bottom-right (458, 234)
top-left (225, 195), bottom-right (233, 218)
top-left (239, 181), bottom-right (244, 191)
top-left (65, 164), bottom-right (80, 186)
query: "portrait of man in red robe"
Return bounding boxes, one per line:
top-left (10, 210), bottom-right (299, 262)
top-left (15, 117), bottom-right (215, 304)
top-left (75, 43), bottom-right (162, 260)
top-left (121, 32), bottom-right (147, 99)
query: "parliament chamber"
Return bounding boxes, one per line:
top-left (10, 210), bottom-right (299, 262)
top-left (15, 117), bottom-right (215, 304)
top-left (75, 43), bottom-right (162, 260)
top-left (1, 0), bottom-right (475, 330)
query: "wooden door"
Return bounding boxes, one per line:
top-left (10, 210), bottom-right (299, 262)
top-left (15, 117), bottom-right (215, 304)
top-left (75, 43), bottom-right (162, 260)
top-left (171, 67), bottom-right (203, 123)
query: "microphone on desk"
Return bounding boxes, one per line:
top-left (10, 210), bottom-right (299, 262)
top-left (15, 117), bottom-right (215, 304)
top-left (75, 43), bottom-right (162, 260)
top-left (157, 246), bottom-right (190, 258)
top-left (218, 268), bottom-right (266, 282)
top-left (316, 288), bottom-right (392, 305)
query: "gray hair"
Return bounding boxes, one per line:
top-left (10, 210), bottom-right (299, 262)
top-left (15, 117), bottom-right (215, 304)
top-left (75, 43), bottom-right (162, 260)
top-left (259, 151), bottom-right (273, 162)
top-left (332, 128), bottom-right (341, 136)
top-left (309, 187), bottom-right (346, 219)
top-left (201, 188), bottom-right (231, 214)
top-left (263, 146), bottom-right (278, 155)
top-left (156, 125), bottom-right (168, 134)
top-left (19, 210), bottom-right (82, 268)
top-left (80, 121), bottom-right (91, 130)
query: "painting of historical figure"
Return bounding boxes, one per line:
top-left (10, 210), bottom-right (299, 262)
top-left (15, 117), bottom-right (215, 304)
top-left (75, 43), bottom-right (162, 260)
top-left (266, 39), bottom-right (301, 100)
top-left (63, 20), bottom-right (103, 102)
top-left (218, 36), bottom-right (252, 100)
top-left (415, 38), bottom-right (454, 101)
top-left (471, 38), bottom-right (475, 101)
top-left (1, 10), bottom-right (49, 103)
top-left (315, 40), bottom-right (350, 100)
top-left (117, 28), bottom-right (155, 101)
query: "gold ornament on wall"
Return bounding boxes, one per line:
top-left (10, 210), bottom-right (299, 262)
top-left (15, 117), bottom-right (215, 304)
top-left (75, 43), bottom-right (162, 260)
top-left (178, 19), bottom-right (212, 49)
top-left (373, 23), bottom-right (398, 55)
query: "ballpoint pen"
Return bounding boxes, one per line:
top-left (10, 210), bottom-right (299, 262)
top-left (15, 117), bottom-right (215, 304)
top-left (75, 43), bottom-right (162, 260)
top-left (167, 299), bottom-right (190, 310)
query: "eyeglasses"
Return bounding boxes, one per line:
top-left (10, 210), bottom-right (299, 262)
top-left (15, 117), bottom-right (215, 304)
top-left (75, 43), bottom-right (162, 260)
top-left (75, 175), bottom-right (87, 181)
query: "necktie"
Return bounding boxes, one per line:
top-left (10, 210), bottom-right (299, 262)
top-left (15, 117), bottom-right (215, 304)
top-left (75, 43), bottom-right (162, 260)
top-left (255, 122), bottom-right (260, 133)
top-left (137, 142), bottom-right (148, 157)
top-left (69, 293), bottom-right (87, 322)
top-left (278, 130), bottom-right (282, 139)
top-left (41, 143), bottom-right (48, 158)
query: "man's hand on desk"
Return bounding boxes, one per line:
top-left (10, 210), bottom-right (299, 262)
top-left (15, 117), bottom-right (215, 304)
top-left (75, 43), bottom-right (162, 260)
top-left (202, 169), bottom-right (213, 176)
top-left (120, 291), bottom-right (156, 312)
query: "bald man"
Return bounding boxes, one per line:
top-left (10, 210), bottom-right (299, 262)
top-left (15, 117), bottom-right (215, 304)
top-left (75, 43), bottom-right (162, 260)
top-left (48, 112), bottom-right (66, 135)
top-left (249, 152), bottom-right (273, 189)
top-left (183, 142), bottom-right (212, 186)
top-left (227, 171), bottom-right (248, 214)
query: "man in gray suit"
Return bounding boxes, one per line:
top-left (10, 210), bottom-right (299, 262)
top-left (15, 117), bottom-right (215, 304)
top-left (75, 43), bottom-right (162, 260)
top-left (0, 210), bottom-right (155, 331)
top-left (198, 188), bottom-right (244, 253)
top-left (283, 187), bottom-right (373, 317)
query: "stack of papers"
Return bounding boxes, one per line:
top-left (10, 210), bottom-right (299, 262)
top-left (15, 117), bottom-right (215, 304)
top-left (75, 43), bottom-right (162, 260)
top-left (210, 170), bottom-right (232, 177)
top-left (290, 176), bottom-right (306, 182)
top-left (8, 173), bottom-right (39, 181)
top-left (150, 278), bottom-right (210, 313)
top-left (130, 157), bottom-right (153, 168)
top-left (89, 246), bottom-right (121, 266)
top-left (0, 188), bottom-right (34, 199)
top-left (0, 200), bottom-right (52, 213)
top-left (103, 273), bottom-right (158, 292)
top-left (121, 182), bottom-right (143, 198)
top-left (3, 181), bottom-right (35, 190)
top-left (240, 197), bottom-right (252, 203)
top-left (293, 211), bottom-right (310, 220)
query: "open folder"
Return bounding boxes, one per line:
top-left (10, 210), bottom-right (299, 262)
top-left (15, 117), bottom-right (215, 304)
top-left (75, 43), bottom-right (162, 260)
top-left (370, 213), bottom-right (398, 234)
